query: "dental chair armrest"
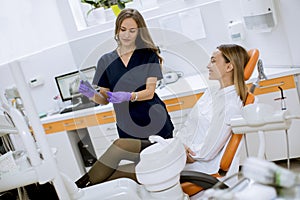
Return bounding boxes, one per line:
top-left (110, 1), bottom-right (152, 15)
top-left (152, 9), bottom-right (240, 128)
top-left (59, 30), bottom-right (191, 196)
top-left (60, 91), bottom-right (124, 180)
top-left (180, 171), bottom-right (228, 196)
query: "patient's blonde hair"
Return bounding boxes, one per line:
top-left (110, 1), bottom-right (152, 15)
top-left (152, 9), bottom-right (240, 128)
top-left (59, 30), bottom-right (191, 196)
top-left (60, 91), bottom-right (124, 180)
top-left (217, 44), bottom-right (249, 104)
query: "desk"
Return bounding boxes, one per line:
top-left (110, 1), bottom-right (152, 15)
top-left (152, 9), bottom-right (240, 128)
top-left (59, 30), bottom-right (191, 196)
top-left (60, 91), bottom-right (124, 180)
top-left (41, 67), bottom-right (300, 180)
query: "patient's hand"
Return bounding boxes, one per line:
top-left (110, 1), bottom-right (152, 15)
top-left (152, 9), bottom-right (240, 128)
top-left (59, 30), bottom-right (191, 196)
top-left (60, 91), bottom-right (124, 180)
top-left (186, 154), bottom-right (196, 163)
top-left (185, 146), bottom-right (196, 163)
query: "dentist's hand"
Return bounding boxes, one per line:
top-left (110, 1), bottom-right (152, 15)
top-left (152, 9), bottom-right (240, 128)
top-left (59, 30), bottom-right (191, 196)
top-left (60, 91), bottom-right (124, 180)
top-left (78, 80), bottom-right (97, 98)
top-left (107, 91), bottom-right (131, 104)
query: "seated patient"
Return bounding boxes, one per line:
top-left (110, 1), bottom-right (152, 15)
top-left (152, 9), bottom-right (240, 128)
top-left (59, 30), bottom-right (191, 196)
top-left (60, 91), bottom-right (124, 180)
top-left (75, 44), bottom-right (250, 188)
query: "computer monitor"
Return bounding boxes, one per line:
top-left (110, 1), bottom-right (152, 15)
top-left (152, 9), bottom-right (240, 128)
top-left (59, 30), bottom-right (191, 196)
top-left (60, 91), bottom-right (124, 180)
top-left (54, 66), bottom-right (96, 102)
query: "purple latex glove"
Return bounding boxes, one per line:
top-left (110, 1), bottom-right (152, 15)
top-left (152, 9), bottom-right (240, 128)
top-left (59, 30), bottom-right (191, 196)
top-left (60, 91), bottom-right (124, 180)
top-left (107, 91), bottom-right (131, 103)
top-left (78, 80), bottom-right (97, 98)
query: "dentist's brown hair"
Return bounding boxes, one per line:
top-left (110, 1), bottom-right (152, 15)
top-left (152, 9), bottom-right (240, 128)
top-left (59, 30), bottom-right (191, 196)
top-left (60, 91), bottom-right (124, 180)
top-left (114, 8), bottom-right (162, 64)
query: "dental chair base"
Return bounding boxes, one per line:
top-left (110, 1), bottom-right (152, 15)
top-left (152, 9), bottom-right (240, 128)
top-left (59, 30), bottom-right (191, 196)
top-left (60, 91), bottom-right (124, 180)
top-left (73, 178), bottom-right (189, 200)
top-left (62, 136), bottom-right (190, 200)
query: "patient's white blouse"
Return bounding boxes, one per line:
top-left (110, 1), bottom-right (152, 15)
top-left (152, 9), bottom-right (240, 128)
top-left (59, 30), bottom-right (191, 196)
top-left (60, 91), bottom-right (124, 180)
top-left (176, 85), bottom-right (243, 174)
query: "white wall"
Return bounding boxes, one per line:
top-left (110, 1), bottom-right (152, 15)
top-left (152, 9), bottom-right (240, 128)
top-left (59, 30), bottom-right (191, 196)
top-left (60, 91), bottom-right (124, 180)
top-left (0, 0), bottom-right (76, 114)
top-left (59, 0), bottom-right (300, 67)
top-left (0, 0), bottom-right (69, 64)
top-left (219, 0), bottom-right (300, 66)
top-left (277, 0), bottom-right (300, 65)
top-left (0, 0), bottom-right (299, 114)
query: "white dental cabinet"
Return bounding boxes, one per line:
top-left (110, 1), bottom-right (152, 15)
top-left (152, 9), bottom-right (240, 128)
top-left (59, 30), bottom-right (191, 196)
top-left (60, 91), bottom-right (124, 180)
top-left (41, 67), bottom-right (300, 181)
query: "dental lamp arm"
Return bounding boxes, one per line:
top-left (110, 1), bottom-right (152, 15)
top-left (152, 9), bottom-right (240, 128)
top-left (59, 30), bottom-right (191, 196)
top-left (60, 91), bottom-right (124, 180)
top-left (257, 59), bottom-right (267, 80)
top-left (250, 59), bottom-right (267, 93)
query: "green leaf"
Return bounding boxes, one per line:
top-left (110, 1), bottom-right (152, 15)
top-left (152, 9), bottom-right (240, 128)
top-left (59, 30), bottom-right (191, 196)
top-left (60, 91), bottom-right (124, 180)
top-left (81, 0), bottom-right (131, 9)
top-left (82, 0), bottom-right (102, 8)
top-left (87, 8), bottom-right (96, 16)
top-left (117, 0), bottom-right (125, 9)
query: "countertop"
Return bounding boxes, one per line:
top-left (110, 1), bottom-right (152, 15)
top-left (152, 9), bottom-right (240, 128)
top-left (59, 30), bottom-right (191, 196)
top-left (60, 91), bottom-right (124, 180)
top-left (41, 67), bottom-right (300, 124)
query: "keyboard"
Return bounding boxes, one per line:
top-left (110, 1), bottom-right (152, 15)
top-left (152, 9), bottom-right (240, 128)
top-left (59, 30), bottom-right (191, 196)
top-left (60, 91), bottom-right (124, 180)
top-left (60, 102), bottom-right (99, 114)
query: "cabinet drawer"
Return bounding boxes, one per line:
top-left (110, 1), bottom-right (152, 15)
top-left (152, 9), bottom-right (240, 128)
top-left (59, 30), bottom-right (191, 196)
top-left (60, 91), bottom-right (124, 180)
top-left (96, 111), bottom-right (116, 124)
top-left (61, 117), bottom-right (88, 131)
top-left (171, 111), bottom-right (189, 123)
top-left (43, 122), bottom-right (65, 134)
top-left (92, 135), bottom-right (118, 150)
top-left (61, 114), bottom-right (105, 131)
top-left (89, 123), bottom-right (117, 138)
top-left (95, 148), bottom-right (107, 158)
top-left (84, 114), bottom-right (100, 127)
top-left (248, 75), bottom-right (296, 95)
top-left (164, 93), bottom-right (202, 112)
top-left (44, 115), bottom-right (99, 134)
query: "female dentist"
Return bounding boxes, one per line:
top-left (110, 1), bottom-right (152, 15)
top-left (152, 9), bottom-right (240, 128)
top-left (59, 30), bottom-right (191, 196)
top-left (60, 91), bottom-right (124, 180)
top-left (79, 8), bottom-right (174, 140)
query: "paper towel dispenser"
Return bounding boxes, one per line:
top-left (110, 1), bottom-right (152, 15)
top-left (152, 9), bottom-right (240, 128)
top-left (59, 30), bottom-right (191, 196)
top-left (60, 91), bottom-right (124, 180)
top-left (240, 0), bottom-right (277, 32)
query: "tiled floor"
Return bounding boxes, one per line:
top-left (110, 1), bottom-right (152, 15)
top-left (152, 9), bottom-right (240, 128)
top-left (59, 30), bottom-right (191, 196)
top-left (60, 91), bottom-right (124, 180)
top-left (275, 158), bottom-right (300, 173)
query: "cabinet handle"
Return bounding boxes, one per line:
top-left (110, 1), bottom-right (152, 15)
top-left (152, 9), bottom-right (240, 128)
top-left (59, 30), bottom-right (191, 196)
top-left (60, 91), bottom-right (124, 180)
top-left (106, 127), bottom-right (116, 131)
top-left (173, 122), bottom-right (184, 127)
top-left (102, 115), bottom-right (115, 120)
top-left (172, 114), bottom-right (188, 120)
top-left (258, 81), bottom-right (284, 89)
top-left (166, 101), bottom-right (184, 107)
top-left (63, 120), bottom-right (84, 127)
top-left (44, 126), bottom-right (52, 131)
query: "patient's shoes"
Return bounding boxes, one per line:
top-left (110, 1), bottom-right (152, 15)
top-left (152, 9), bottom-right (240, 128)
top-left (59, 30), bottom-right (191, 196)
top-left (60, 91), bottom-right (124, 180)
top-left (75, 173), bottom-right (93, 188)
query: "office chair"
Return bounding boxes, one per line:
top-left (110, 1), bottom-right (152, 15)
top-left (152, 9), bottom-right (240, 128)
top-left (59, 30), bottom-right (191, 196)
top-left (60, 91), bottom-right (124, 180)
top-left (180, 49), bottom-right (260, 196)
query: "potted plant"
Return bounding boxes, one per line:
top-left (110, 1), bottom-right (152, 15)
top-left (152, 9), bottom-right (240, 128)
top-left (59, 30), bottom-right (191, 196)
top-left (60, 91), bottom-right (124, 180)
top-left (81, 0), bottom-right (131, 16)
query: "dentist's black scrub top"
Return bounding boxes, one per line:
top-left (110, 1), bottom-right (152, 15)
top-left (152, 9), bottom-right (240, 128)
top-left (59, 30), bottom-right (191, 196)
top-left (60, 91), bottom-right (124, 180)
top-left (93, 48), bottom-right (174, 139)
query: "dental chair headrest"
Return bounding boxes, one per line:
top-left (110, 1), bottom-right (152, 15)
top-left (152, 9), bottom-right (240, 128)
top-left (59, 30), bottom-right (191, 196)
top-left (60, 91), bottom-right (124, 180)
top-left (244, 49), bottom-right (259, 81)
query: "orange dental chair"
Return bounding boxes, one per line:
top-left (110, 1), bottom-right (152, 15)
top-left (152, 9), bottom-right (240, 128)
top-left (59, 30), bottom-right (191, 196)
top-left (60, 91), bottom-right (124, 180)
top-left (180, 49), bottom-right (260, 197)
